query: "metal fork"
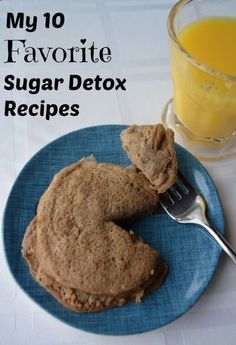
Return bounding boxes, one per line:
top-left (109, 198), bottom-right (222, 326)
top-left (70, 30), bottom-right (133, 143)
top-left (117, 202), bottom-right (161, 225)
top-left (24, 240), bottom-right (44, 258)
top-left (159, 171), bottom-right (236, 264)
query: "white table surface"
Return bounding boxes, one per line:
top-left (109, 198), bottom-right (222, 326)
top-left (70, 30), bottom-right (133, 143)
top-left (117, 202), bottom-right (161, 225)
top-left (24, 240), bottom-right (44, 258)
top-left (1, 1), bottom-right (236, 344)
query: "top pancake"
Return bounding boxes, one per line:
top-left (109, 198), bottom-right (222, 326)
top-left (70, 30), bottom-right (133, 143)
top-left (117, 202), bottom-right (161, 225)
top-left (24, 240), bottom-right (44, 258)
top-left (121, 125), bottom-right (177, 193)
top-left (36, 157), bottom-right (160, 296)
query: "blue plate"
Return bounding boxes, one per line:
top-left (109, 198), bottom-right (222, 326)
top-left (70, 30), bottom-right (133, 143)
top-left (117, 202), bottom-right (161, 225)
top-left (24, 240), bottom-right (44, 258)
top-left (3, 125), bottom-right (224, 335)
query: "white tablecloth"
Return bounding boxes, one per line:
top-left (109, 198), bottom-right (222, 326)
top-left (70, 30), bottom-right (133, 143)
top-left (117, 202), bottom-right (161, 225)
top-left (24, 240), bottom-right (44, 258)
top-left (1, 1), bottom-right (236, 344)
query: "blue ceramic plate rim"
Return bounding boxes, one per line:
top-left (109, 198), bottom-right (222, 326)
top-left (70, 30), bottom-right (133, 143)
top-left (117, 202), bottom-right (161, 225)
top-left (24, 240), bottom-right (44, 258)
top-left (2, 125), bottom-right (224, 335)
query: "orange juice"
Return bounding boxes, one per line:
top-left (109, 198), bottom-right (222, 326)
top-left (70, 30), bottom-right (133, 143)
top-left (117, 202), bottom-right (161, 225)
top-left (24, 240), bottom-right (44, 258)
top-left (171, 17), bottom-right (236, 138)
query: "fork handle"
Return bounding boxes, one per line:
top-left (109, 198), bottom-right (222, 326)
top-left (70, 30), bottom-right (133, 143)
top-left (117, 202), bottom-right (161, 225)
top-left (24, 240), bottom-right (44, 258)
top-left (200, 223), bottom-right (236, 265)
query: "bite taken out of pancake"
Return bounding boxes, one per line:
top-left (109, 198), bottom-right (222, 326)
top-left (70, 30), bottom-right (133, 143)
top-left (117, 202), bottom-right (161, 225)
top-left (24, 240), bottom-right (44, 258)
top-left (121, 124), bottom-right (177, 193)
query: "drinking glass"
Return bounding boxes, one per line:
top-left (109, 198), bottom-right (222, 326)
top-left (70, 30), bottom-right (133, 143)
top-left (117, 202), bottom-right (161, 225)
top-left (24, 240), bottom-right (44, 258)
top-left (162, 0), bottom-right (236, 160)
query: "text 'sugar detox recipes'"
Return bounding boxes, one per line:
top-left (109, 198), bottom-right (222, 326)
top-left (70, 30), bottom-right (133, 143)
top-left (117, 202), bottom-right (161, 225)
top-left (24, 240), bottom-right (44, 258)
top-left (4, 12), bottom-right (127, 120)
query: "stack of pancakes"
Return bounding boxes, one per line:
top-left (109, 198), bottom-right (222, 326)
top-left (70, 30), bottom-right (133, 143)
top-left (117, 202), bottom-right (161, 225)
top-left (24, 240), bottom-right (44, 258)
top-left (22, 124), bottom-right (177, 312)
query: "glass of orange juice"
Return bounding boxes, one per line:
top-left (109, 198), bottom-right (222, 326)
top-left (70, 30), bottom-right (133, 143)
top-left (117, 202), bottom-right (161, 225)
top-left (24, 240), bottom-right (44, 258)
top-left (162, 0), bottom-right (236, 160)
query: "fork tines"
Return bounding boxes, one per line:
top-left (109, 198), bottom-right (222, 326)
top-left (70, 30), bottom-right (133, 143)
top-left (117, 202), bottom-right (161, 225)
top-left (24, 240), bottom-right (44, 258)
top-left (177, 170), bottom-right (194, 193)
top-left (159, 170), bottom-right (194, 208)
